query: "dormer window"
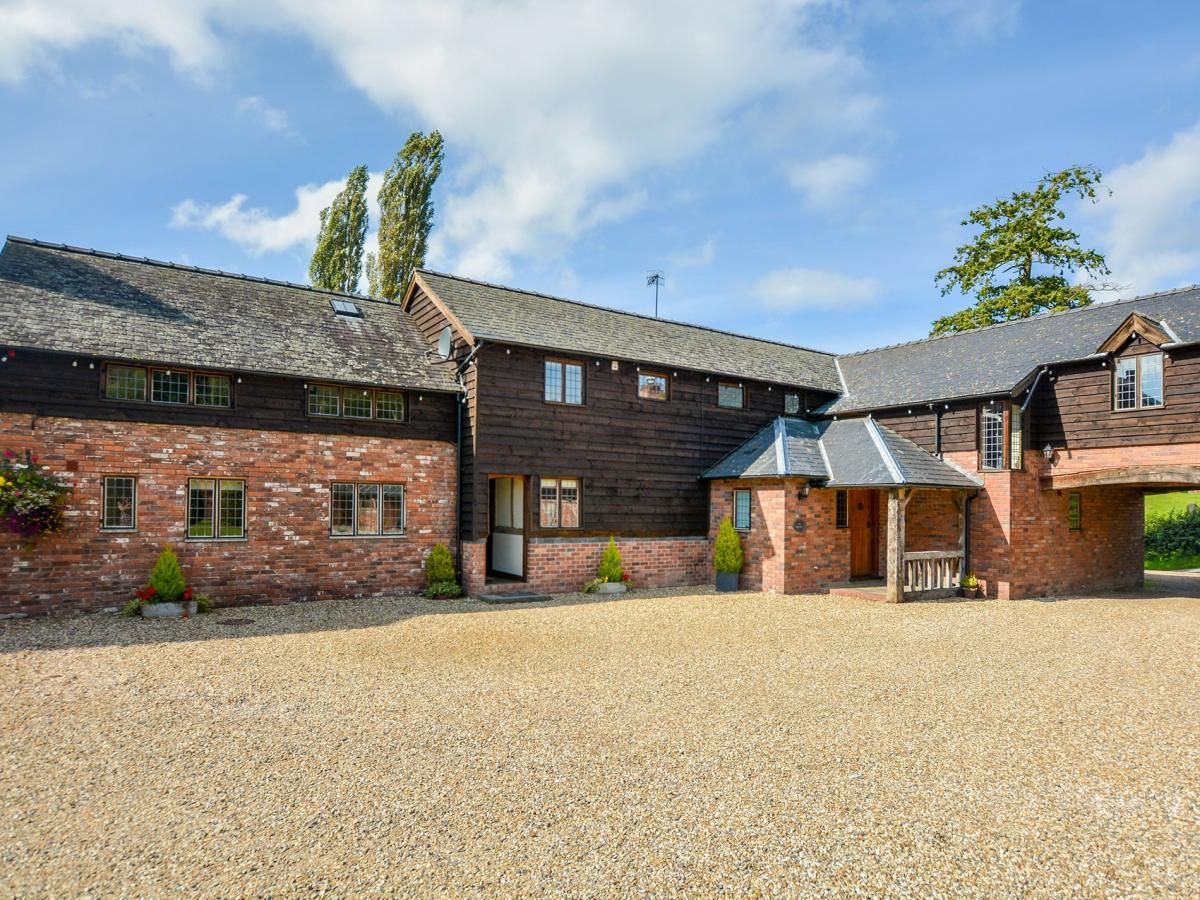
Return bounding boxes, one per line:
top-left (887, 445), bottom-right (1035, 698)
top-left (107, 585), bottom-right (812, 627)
top-left (1114, 353), bottom-right (1163, 410)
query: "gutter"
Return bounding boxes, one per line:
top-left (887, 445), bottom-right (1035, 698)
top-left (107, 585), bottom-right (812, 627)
top-left (452, 341), bottom-right (484, 577)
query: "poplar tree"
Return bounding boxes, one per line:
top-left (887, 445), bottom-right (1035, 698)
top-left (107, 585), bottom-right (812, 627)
top-left (309, 164), bottom-right (370, 293)
top-left (367, 131), bottom-right (444, 300)
top-left (931, 166), bottom-right (1112, 335)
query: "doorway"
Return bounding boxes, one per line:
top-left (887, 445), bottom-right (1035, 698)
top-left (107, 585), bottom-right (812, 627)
top-left (488, 476), bottom-right (525, 580)
top-left (849, 489), bottom-right (879, 578)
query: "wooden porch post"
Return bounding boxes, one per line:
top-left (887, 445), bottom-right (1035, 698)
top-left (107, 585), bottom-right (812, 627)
top-left (886, 488), bottom-right (909, 603)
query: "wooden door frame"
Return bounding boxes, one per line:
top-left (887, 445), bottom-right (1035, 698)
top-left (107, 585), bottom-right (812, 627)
top-left (487, 474), bottom-right (528, 580)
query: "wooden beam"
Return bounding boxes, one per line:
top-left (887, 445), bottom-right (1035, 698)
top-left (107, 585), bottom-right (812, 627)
top-left (1041, 465), bottom-right (1200, 491)
top-left (886, 488), bottom-right (908, 603)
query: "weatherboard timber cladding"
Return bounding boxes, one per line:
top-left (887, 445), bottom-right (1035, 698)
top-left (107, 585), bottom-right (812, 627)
top-left (469, 343), bottom-right (835, 540)
top-left (0, 349), bottom-right (457, 443)
top-left (1033, 342), bottom-right (1200, 450)
top-left (871, 402), bottom-right (979, 455)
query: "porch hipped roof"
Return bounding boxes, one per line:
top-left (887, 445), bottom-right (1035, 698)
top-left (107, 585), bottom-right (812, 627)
top-left (702, 417), bottom-right (982, 490)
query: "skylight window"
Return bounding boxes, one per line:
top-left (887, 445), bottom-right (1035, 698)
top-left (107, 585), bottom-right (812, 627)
top-left (330, 299), bottom-right (363, 318)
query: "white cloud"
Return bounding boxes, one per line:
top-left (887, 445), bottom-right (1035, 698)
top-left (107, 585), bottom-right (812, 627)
top-left (751, 267), bottom-right (881, 310)
top-left (1088, 122), bottom-right (1200, 296)
top-left (668, 239), bottom-right (717, 271)
top-left (920, 0), bottom-right (1020, 41)
top-left (0, 1), bottom-right (878, 280)
top-left (785, 153), bottom-right (874, 207)
top-left (236, 96), bottom-right (292, 134)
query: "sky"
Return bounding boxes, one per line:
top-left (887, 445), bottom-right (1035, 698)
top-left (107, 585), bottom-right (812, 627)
top-left (1, 0), bottom-right (1199, 353)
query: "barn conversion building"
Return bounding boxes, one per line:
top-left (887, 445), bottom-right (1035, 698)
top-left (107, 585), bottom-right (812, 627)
top-left (2, 235), bottom-right (1198, 614)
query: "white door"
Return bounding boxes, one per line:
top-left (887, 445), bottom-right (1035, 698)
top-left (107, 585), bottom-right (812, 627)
top-left (490, 476), bottom-right (524, 577)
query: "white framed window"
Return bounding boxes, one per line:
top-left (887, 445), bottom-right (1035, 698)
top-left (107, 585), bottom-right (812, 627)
top-left (733, 489), bottom-right (751, 531)
top-left (101, 476), bottom-right (137, 531)
top-left (637, 371), bottom-right (670, 401)
top-left (539, 477), bottom-right (580, 528)
top-left (544, 359), bottom-right (584, 405)
top-left (187, 478), bottom-right (245, 540)
top-left (980, 405), bottom-right (1005, 471)
top-left (718, 382), bottom-right (745, 409)
top-left (331, 482), bottom-right (406, 536)
top-left (1114, 353), bottom-right (1164, 410)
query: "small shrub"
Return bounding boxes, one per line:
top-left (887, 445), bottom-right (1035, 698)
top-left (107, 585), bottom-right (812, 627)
top-left (119, 598), bottom-right (142, 618)
top-left (425, 543), bottom-right (456, 586)
top-left (582, 576), bottom-right (605, 594)
top-left (597, 536), bottom-right (624, 582)
top-left (147, 545), bottom-right (187, 603)
top-left (423, 580), bottom-right (463, 599)
top-left (962, 572), bottom-right (979, 589)
top-left (713, 517), bottom-right (743, 574)
top-left (194, 593), bottom-right (214, 613)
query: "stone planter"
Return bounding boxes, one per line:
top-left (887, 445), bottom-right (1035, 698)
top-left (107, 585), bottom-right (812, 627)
top-left (596, 582), bottom-right (627, 594)
top-left (715, 571), bottom-right (739, 593)
top-left (141, 600), bottom-right (198, 618)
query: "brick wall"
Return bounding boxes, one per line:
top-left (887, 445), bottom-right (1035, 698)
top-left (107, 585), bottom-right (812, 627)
top-left (0, 414), bottom-right (457, 616)
top-left (460, 535), bottom-right (710, 595)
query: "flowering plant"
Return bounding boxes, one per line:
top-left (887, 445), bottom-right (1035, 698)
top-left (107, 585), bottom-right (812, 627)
top-left (0, 449), bottom-right (73, 539)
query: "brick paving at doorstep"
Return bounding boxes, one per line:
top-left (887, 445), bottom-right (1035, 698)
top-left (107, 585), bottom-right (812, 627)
top-left (1, 588), bottom-right (1197, 895)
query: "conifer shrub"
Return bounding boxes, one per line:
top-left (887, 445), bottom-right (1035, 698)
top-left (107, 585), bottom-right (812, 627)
top-left (713, 517), bottom-right (744, 574)
top-left (425, 543), bottom-right (456, 586)
top-left (147, 545), bottom-right (188, 603)
top-left (597, 536), bottom-right (624, 582)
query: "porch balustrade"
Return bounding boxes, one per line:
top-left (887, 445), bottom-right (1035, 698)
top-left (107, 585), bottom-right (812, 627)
top-left (903, 550), bottom-right (962, 594)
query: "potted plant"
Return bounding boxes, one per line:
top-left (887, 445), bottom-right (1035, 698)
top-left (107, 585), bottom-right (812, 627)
top-left (595, 537), bottom-right (628, 593)
top-left (714, 516), bottom-right (743, 592)
top-left (132, 545), bottom-right (198, 618)
top-left (961, 572), bottom-right (981, 599)
top-left (423, 543), bottom-right (463, 599)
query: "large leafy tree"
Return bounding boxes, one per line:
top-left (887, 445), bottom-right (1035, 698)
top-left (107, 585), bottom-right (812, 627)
top-left (367, 131), bottom-right (445, 300)
top-left (931, 166), bottom-right (1111, 335)
top-left (308, 164), bottom-right (370, 293)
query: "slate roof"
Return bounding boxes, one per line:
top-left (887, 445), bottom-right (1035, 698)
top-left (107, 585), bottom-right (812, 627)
top-left (702, 417), bottom-right (982, 490)
top-left (0, 238), bottom-right (458, 392)
top-left (827, 287), bottom-right (1200, 414)
top-left (415, 269), bottom-right (841, 393)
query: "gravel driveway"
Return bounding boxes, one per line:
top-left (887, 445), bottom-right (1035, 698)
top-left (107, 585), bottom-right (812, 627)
top-left (2, 590), bottom-right (1197, 896)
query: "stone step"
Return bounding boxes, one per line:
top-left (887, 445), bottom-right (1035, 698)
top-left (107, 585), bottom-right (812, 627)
top-left (477, 592), bottom-right (556, 604)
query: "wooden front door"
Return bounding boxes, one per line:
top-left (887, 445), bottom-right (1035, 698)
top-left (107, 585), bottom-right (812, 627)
top-left (848, 489), bottom-right (879, 577)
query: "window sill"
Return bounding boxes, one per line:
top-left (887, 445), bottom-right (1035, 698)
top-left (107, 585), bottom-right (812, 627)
top-left (329, 533), bottom-right (408, 539)
top-left (185, 536), bottom-right (248, 543)
top-left (99, 527), bottom-right (137, 533)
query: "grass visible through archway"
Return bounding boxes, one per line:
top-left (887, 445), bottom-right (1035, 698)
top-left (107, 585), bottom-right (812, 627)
top-left (1145, 490), bottom-right (1200, 570)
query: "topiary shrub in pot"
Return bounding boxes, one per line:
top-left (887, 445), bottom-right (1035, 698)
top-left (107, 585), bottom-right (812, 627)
top-left (423, 542), bottom-right (463, 599)
top-left (713, 516), bottom-right (744, 592)
top-left (595, 536), bottom-right (628, 593)
top-left (130, 545), bottom-right (198, 618)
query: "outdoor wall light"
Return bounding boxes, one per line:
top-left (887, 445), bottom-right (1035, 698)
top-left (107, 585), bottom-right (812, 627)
top-left (798, 483), bottom-right (811, 500)
top-left (1042, 444), bottom-right (1055, 462)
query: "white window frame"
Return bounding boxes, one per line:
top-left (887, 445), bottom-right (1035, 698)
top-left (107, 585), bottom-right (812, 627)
top-left (1113, 353), bottom-right (1164, 411)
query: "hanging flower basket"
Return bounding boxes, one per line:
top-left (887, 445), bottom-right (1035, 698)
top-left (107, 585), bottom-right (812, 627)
top-left (0, 450), bottom-right (73, 540)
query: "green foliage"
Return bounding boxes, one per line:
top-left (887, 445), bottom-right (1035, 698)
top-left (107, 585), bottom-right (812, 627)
top-left (119, 598), bottom-right (142, 618)
top-left (194, 593), bottom-right (214, 613)
top-left (932, 166), bottom-right (1112, 335)
top-left (369, 131), bottom-right (445, 300)
top-left (147, 545), bottom-right (187, 604)
top-left (0, 449), bottom-right (73, 539)
top-left (423, 580), bottom-right (463, 599)
top-left (425, 543), bottom-right (456, 586)
top-left (597, 537), bottom-right (624, 582)
top-left (1144, 507), bottom-right (1200, 565)
top-left (713, 517), bottom-right (744, 574)
top-left (309, 164), bottom-right (370, 293)
top-left (581, 577), bottom-right (605, 593)
top-left (1145, 491), bottom-right (1200, 520)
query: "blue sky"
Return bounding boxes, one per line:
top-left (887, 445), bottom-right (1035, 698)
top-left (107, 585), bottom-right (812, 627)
top-left (2, 0), bottom-right (1199, 353)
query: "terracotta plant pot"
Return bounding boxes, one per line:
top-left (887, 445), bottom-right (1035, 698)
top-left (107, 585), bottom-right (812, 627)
top-left (141, 600), bottom-right (198, 618)
top-left (715, 571), bottom-right (739, 593)
top-left (961, 587), bottom-right (980, 599)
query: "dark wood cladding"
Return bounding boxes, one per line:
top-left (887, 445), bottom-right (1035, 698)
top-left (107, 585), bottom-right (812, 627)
top-left (872, 402), bottom-right (978, 455)
top-left (0, 349), bottom-right (457, 443)
top-left (1033, 341), bottom-right (1200, 448)
top-left (467, 343), bottom-right (835, 539)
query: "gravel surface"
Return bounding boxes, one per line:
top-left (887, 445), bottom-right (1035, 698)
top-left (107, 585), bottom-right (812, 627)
top-left (2, 589), bottom-right (1198, 896)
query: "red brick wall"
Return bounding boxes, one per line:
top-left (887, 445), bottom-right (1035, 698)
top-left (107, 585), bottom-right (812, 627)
top-left (708, 480), bottom-right (850, 594)
top-left (460, 535), bottom-right (710, 595)
top-left (0, 414), bottom-right (457, 616)
top-left (903, 490), bottom-right (962, 552)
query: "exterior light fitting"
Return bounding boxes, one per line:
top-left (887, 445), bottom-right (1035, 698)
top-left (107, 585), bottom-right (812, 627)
top-left (1042, 444), bottom-right (1055, 462)
top-left (798, 483), bottom-right (811, 499)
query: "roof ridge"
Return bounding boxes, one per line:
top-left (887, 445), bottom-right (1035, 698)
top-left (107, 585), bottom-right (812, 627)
top-left (5, 235), bottom-right (397, 306)
top-left (416, 267), bottom-right (837, 358)
top-left (838, 285), bottom-right (1200, 359)
top-left (865, 417), bottom-right (904, 483)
